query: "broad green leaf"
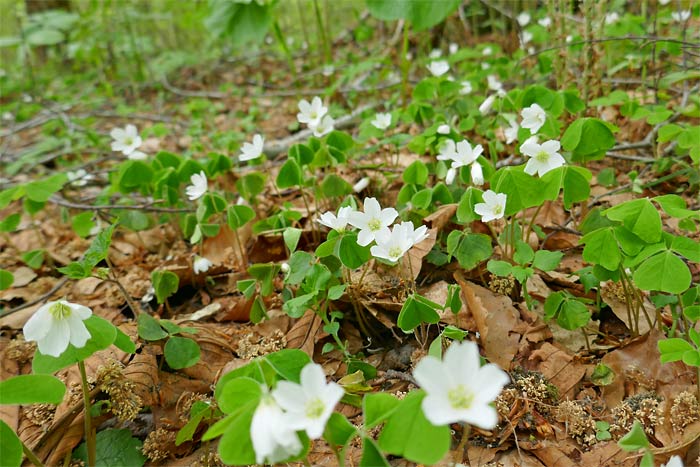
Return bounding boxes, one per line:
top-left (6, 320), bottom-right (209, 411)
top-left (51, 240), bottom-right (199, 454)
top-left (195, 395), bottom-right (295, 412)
top-left (487, 260), bottom-right (512, 277)
top-left (25, 173), bottom-right (67, 202)
top-left (363, 392), bottom-right (400, 428)
top-left (338, 233), bottom-right (370, 269)
top-left (671, 236), bottom-right (700, 262)
top-left (205, 0), bottom-right (271, 45)
top-left (113, 327), bottom-right (136, 354)
top-left (33, 316), bottom-right (117, 374)
top-left (0, 213), bottom-right (20, 232)
top-left (378, 391), bottom-right (451, 465)
top-left (658, 338), bottom-right (694, 363)
top-left (151, 270), bottom-right (179, 304)
top-left (117, 161), bottom-right (153, 191)
top-left (447, 231), bottom-right (493, 270)
top-left (360, 437), bottom-right (390, 467)
top-left (218, 377), bottom-right (263, 414)
top-left (137, 313), bottom-right (168, 341)
top-left (22, 249), bottom-right (44, 269)
top-left (541, 166), bottom-right (592, 209)
top-left (561, 118), bottom-right (617, 162)
top-left (164, 336), bottom-right (201, 369)
top-left (74, 428), bottom-right (146, 467)
top-left (0, 375), bottom-right (66, 405)
top-left (633, 251), bottom-right (691, 294)
top-left (617, 421), bottom-right (649, 451)
top-left (236, 172), bottom-right (266, 200)
top-left (324, 413), bottom-right (358, 447)
top-left (490, 167), bottom-right (545, 215)
top-left (403, 160), bottom-right (429, 185)
top-left (0, 420), bottom-right (22, 467)
top-left (276, 159), bottom-right (302, 188)
top-left (0, 269), bottom-right (13, 290)
top-left (581, 227), bottom-right (621, 271)
top-left (265, 349), bottom-right (311, 383)
top-left (366, 0), bottom-right (461, 31)
top-left (557, 299), bottom-right (591, 330)
top-left (605, 199), bottom-right (662, 243)
top-left (321, 173), bottom-right (353, 198)
top-left (72, 212), bottom-right (96, 238)
top-left (533, 250), bottom-right (563, 271)
top-left (227, 204), bottom-right (255, 229)
top-left (397, 294), bottom-right (441, 331)
top-left (283, 227), bottom-right (302, 253)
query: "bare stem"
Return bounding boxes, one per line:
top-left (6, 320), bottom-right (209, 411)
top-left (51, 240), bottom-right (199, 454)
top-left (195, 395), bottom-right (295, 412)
top-left (78, 360), bottom-right (96, 467)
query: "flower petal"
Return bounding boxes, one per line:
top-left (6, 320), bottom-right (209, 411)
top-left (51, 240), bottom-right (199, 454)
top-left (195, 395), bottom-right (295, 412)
top-left (23, 304), bottom-right (53, 341)
top-left (474, 364), bottom-right (510, 404)
top-left (413, 357), bottom-right (449, 395)
top-left (421, 392), bottom-right (460, 425)
top-left (68, 302), bottom-right (93, 319)
top-left (272, 381), bottom-right (307, 412)
top-left (38, 318), bottom-right (70, 357)
top-left (67, 314), bottom-right (91, 348)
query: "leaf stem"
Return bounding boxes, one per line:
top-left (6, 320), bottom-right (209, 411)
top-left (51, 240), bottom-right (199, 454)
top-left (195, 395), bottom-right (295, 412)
top-left (78, 360), bottom-right (96, 467)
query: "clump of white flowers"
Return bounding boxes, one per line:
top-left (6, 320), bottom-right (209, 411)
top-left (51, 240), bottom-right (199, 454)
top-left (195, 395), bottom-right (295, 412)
top-left (297, 96), bottom-right (335, 136)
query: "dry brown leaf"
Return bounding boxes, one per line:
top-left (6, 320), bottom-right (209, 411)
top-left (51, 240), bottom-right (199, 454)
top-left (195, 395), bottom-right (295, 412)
top-left (529, 342), bottom-right (588, 399)
top-left (287, 312), bottom-right (324, 357)
top-left (424, 203), bottom-right (457, 231)
top-left (600, 281), bottom-right (654, 335)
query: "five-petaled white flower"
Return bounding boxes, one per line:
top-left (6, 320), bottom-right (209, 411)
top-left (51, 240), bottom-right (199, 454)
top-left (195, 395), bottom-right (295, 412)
top-left (459, 81), bottom-right (473, 95)
top-left (370, 221), bottom-right (428, 263)
top-left (193, 256), bottom-right (213, 274)
top-left (482, 46), bottom-right (493, 56)
top-left (186, 171), bottom-right (208, 201)
top-left (521, 103), bottom-right (547, 134)
top-left (110, 124), bottom-right (143, 157)
top-left (371, 112), bottom-right (392, 130)
top-left (661, 455), bottom-right (684, 467)
top-left (311, 114), bottom-right (335, 137)
top-left (671, 10), bottom-right (690, 22)
top-left (413, 340), bottom-right (509, 428)
top-left (240, 134), bottom-right (264, 161)
top-left (426, 60), bottom-right (450, 77)
top-left (272, 363), bottom-right (344, 439)
top-left (517, 12), bottom-right (531, 26)
top-left (23, 300), bottom-right (92, 357)
top-left (474, 190), bottom-right (507, 222)
top-left (251, 395), bottom-right (302, 465)
top-left (438, 139), bottom-right (483, 169)
top-left (348, 197), bottom-right (398, 247)
top-left (318, 206), bottom-right (353, 231)
top-left (520, 138), bottom-right (565, 176)
top-left (297, 96), bottom-right (328, 127)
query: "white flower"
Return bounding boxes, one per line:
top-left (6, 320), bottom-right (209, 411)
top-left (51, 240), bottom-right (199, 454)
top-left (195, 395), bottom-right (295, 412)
top-left (661, 455), bottom-right (684, 467)
top-left (449, 43), bottom-right (459, 54)
top-left (470, 161), bottom-right (484, 186)
top-left (297, 96), bottom-right (328, 127)
top-left (23, 300), bottom-right (92, 357)
top-left (413, 340), bottom-right (509, 428)
top-left (127, 150), bottom-right (147, 160)
top-left (193, 256), bottom-right (213, 274)
top-left (459, 81), bottom-right (472, 95)
top-left (437, 124), bottom-right (450, 135)
top-left (429, 48), bottom-right (442, 59)
top-left (520, 138), bottom-right (565, 176)
top-left (482, 46), bottom-right (492, 56)
top-left (370, 222), bottom-right (428, 263)
top-left (565, 35), bottom-right (573, 43)
top-left (371, 112), bottom-right (392, 130)
top-left (605, 12), bottom-right (620, 25)
top-left (141, 286), bottom-right (155, 303)
top-left (318, 206), bottom-right (353, 231)
top-left (504, 117), bottom-right (519, 144)
top-left (280, 262), bottom-right (290, 273)
top-left (487, 75), bottom-right (503, 92)
top-left (517, 12), bottom-right (531, 26)
top-left (240, 134), bottom-right (264, 161)
top-left (426, 60), bottom-right (450, 77)
top-left (272, 363), bottom-right (344, 439)
top-left (353, 177), bottom-right (370, 193)
top-left (310, 114), bottom-right (335, 137)
top-left (474, 190), bottom-right (507, 222)
top-left (437, 139), bottom-right (483, 170)
top-left (67, 169), bottom-right (94, 187)
top-left (347, 197), bottom-right (398, 247)
top-left (672, 10), bottom-right (690, 22)
top-left (538, 16), bottom-right (552, 27)
top-left (658, 0), bottom-right (671, 4)
top-left (479, 95), bottom-right (496, 115)
top-left (110, 124), bottom-right (142, 156)
top-left (520, 103), bottom-right (547, 134)
top-left (445, 167), bottom-right (457, 185)
top-left (521, 31), bottom-right (533, 46)
top-left (251, 396), bottom-right (302, 465)
top-left (186, 171), bottom-right (208, 201)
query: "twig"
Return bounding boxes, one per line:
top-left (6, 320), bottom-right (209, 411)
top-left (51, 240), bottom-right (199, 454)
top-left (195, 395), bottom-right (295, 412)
top-left (48, 195), bottom-right (193, 213)
top-left (0, 277), bottom-right (70, 317)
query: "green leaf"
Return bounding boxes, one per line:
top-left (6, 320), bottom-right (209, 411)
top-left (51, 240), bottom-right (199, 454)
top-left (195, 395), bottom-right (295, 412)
top-left (561, 118), bottom-right (617, 162)
top-left (403, 160), bottom-right (429, 185)
top-left (513, 241), bottom-right (534, 265)
top-left (164, 336), bottom-right (201, 369)
top-left (682, 350), bottom-right (700, 367)
top-left (541, 165), bottom-right (592, 209)
top-left (176, 401), bottom-right (215, 446)
top-left (378, 391), bottom-right (451, 465)
top-left (533, 250), bottom-right (563, 271)
top-left (33, 316), bottom-right (117, 374)
top-left (288, 143), bottom-right (314, 166)
top-left (283, 293), bottom-right (316, 318)
top-left (684, 305), bottom-right (700, 322)
top-left (658, 338), bottom-right (694, 363)
top-left (617, 421), bottom-right (649, 451)
top-left (0, 375), bottom-right (66, 405)
top-left (206, 0), bottom-right (271, 45)
top-left (265, 349), bottom-right (311, 383)
top-left (487, 260), bottom-right (512, 277)
top-left (22, 249), bottom-right (44, 269)
top-left (219, 377), bottom-right (263, 414)
top-left (0, 269), bottom-right (13, 290)
top-left (447, 231), bottom-right (493, 270)
top-left (581, 227), bottom-right (621, 271)
top-left (137, 313), bottom-right (168, 341)
top-left (0, 213), bottom-right (20, 232)
top-left (276, 159), bottom-right (303, 188)
top-left (151, 270), bottom-right (179, 304)
top-left (366, 0), bottom-right (461, 31)
top-left (338, 233), bottom-right (370, 269)
top-left (324, 413), bottom-right (358, 447)
top-left (605, 199), bottom-right (662, 243)
top-left (117, 161), bottom-right (153, 191)
top-left (591, 363), bottom-right (615, 386)
top-left (112, 327), bottom-right (136, 354)
top-left (490, 167), bottom-right (545, 215)
top-left (0, 420), bottom-right (22, 467)
top-left (25, 173), bottom-right (67, 202)
top-left (360, 437), bottom-right (391, 467)
top-left (74, 429), bottom-right (146, 467)
top-left (321, 174), bottom-right (353, 198)
top-left (363, 392), bottom-right (400, 429)
top-left (557, 299), bottom-right (590, 330)
top-left (397, 294), bottom-right (441, 332)
top-left (633, 251), bottom-right (691, 294)
top-left (215, 402), bottom-right (259, 465)
top-left (71, 212), bottom-right (96, 237)
top-left (283, 227), bottom-right (302, 253)
top-left (236, 172), bottom-right (266, 201)
top-left (671, 236), bottom-right (700, 262)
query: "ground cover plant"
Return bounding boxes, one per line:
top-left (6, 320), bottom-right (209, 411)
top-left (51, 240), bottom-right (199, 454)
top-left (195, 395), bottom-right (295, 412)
top-left (0, 0), bottom-right (699, 466)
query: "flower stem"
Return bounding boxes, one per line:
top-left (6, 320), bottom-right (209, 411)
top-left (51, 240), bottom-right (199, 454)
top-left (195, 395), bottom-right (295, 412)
top-left (78, 360), bottom-right (96, 467)
top-left (21, 440), bottom-right (45, 467)
top-left (455, 423), bottom-right (471, 463)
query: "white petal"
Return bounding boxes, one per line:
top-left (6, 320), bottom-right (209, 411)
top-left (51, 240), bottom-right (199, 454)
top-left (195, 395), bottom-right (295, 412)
top-left (272, 381), bottom-right (307, 411)
top-left (23, 305), bottom-right (53, 341)
top-left (474, 364), bottom-right (510, 404)
top-left (413, 357), bottom-right (450, 395)
top-left (356, 229), bottom-right (374, 247)
top-left (300, 363), bottom-right (326, 395)
top-left (38, 318), bottom-right (70, 357)
top-left (421, 392), bottom-right (460, 425)
top-left (460, 403), bottom-right (499, 429)
top-left (68, 301), bottom-right (93, 319)
top-left (67, 314), bottom-right (92, 348)
top-left (125, 124), bottom-right (138, 137)
top-left (445, 341), bottom-right (480, 385)
top-left (524, 159), bottom-right (538, 175)
top-left (110, 128), bottom-right (125, 140)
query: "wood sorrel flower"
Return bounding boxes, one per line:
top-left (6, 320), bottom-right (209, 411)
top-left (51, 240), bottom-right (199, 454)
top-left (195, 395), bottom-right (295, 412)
top-left (661, 455), bottom-right (684, 467)
top-left (272, 363), bottom-right (344, 439)
top-left (311, 114), bottom-right (335, 137)
top-left (193, 255), bottom-right (213, 274)
top-left (474, 190), bottom-right (507, 222)
top-left (426, 60), bottom-right (449, 77)
top-left (185, 171), bottom-right (208, 201)
top-left (348, 197), bottom-right (398, 247)
top-left (110, 124), bottom-right (142, 156)
top-left (240, 134), bottom-right (264, 161)
top-left (250, 395), bottom-right (302, 464)
top-left (520, 138), bottom-right (565, 176)
top-left (23, 300), bottom-right (92, 357)
top-left (318, 206), bottom-right (353, 231)
top-left (370, 221), bottom-right (428, 263)
top-left (520, 103), bottom-right (546, 135)
top-left (371, 112), bottom-right (392, 130)
top-left (297, 96), bottom-right (328, 127)
top-left (413, 340), bottom-right (509, 428)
